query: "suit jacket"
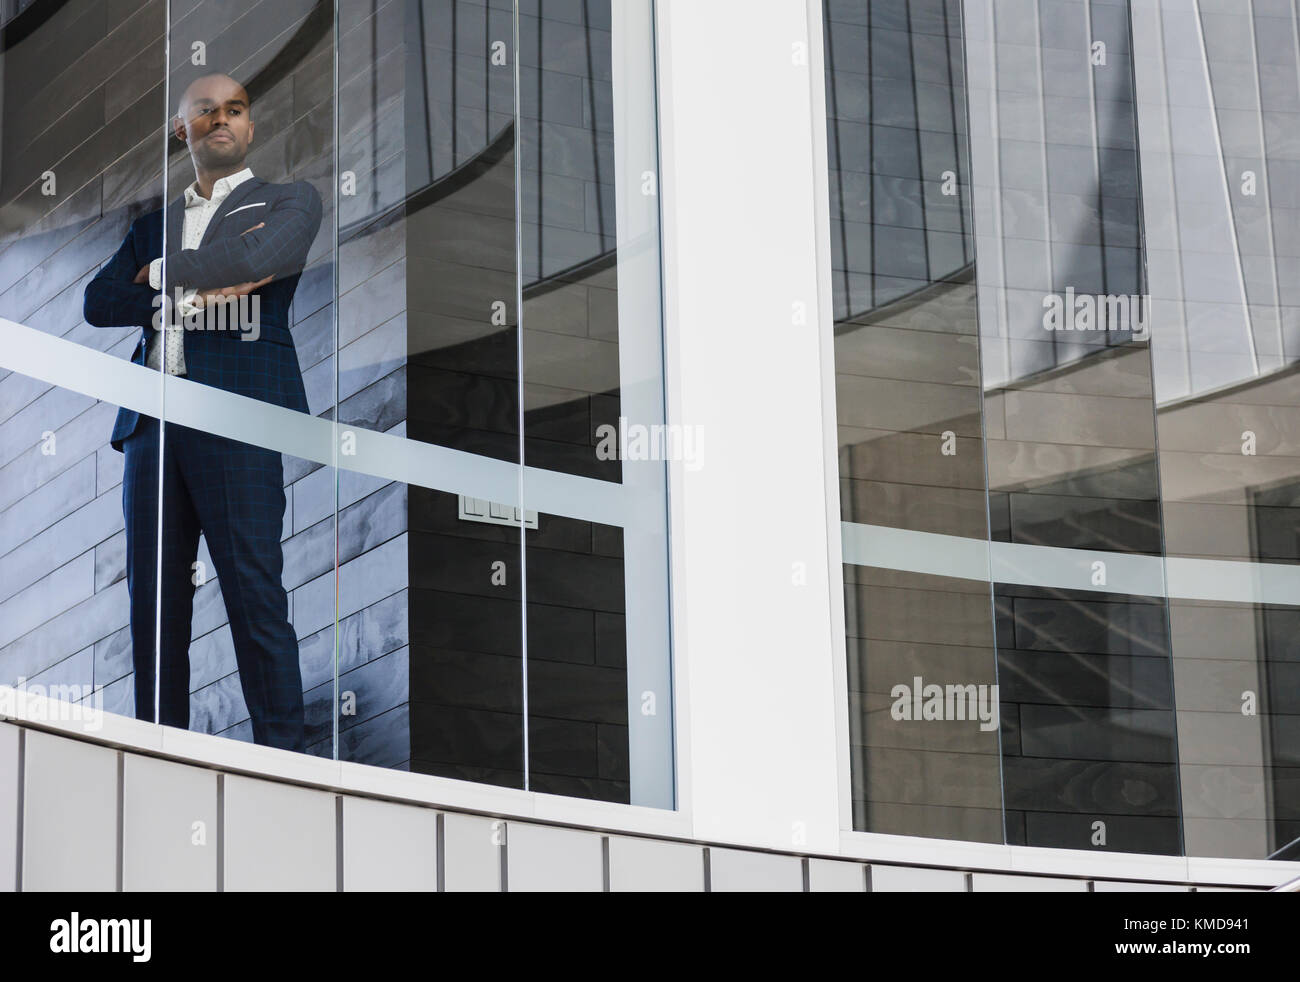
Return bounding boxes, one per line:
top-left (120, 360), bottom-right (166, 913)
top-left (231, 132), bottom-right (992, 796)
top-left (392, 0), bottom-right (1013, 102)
top-left (83, 176), bottom-right (324, 451)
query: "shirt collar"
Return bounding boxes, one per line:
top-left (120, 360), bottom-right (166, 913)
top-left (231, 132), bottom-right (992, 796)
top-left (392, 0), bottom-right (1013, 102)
top-left (184, 167), bottom-right (255, 207)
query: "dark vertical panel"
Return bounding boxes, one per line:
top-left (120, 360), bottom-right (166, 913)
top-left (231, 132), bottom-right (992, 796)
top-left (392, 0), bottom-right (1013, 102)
top-left (404, 0), bottom-right (524, 789)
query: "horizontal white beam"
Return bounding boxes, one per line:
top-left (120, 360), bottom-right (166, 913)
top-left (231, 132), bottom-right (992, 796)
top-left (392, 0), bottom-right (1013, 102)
top-left (842, 520), bottom-right (1300, 606)
top-left (1, 317), bottom-right (630, 528)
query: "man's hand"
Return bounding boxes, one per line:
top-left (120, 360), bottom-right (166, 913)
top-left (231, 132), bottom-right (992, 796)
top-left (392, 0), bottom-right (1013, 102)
top-left (133, 264), bottom-right (151, 285)
top-left (195, 274), bottom-right (274, 307)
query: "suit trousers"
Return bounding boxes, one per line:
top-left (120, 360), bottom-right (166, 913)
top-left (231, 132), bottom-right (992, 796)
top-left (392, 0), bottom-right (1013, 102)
top-left (121, 415), bottom-right (306, 752)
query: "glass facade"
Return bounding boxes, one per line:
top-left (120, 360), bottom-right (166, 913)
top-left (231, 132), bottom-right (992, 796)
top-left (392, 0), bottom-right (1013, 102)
top-left (4, 0), bottom-right (1298, 872)
top-left (829, 0), bottom-right (1300, 859)
top-left (0, 0), bottom-right (672, 808)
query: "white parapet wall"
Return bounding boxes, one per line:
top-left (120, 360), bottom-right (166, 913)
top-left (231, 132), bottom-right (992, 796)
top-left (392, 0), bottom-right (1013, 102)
top-left (1, 690), bottom-right (1291, 892)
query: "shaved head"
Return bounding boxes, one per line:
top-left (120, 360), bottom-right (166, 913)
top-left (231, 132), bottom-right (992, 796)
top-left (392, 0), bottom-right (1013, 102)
top-left (172, 73), bottom-right (255, 176)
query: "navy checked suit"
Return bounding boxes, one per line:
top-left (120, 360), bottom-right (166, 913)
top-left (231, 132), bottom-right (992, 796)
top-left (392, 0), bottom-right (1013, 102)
top-left (83, 177), bottom-right (323, 753)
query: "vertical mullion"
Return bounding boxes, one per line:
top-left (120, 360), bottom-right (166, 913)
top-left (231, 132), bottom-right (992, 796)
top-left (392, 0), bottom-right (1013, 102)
top-left (512, 0), bottom-right (530, 792)
top-left (154, 0), bottom-right (172, 733)
top-left (331, 0), bottom-right (342, 761)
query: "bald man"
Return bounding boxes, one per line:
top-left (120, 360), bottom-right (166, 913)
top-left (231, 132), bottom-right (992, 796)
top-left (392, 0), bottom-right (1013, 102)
top-left (84, 73), bottom-right (323, 752)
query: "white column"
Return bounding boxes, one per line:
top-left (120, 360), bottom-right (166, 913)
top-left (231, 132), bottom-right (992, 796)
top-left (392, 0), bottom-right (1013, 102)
top-left (656, 0), bottom-right (844, 853)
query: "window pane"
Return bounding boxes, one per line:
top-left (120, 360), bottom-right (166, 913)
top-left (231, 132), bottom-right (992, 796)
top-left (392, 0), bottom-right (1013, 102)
top-left (0, 0), bottom-right (167, 736)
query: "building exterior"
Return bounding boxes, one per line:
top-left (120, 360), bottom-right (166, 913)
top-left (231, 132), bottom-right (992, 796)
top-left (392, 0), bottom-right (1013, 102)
top-left (1, 0), bottom-right (1298, 890)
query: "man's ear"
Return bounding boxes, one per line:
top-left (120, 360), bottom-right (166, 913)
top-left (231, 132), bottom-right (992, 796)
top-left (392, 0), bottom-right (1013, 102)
top-left (247, 117), bottom-right (254, 146)
top-left (172, 113), bottom-right (187, 143)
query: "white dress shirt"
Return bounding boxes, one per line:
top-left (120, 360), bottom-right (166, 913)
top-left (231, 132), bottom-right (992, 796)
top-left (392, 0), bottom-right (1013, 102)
top-left (147, 167), bottom-right (256, 374)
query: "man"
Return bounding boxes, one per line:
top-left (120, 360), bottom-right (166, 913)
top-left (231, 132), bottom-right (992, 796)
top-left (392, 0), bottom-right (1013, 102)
top-left (83, 73), bottom-right (323, 753)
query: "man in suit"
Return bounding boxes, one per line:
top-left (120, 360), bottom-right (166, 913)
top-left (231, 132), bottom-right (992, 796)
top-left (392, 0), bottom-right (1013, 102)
top-left (83, 72), bottom-right (323, 753)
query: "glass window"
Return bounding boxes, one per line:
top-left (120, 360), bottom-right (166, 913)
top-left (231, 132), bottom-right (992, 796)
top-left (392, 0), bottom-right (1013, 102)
top-left (1, 0), bottom-right (166, 736)
top-left (0, 0), bottom-right (672, 811)
top-left (828, 0), bottom-right (1300, 860)
top-left (826, 0), bottom-right (1002, 843)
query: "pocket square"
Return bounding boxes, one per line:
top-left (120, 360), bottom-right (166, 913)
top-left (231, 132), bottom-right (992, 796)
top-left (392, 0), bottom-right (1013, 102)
top-left (225, 202), bottom-right (266, 217)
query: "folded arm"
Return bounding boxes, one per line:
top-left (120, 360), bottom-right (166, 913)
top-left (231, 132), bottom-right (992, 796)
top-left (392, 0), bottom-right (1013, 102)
top-left (160, 182), bottom-right (324, 290)
top-left (83, 221), bottom-right (159, 328)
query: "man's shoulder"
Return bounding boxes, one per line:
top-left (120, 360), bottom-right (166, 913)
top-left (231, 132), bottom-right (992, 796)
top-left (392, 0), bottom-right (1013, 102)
top-left (260, 178), bottom-right (323, 204)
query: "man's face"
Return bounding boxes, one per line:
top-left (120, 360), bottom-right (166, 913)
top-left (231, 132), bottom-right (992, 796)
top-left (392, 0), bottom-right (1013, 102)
top-left (174, 75), bottom-right (253, 170)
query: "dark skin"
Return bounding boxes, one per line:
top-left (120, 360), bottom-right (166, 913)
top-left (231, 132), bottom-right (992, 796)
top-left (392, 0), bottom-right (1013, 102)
top-left (133, 74), bottom-right (272, 303)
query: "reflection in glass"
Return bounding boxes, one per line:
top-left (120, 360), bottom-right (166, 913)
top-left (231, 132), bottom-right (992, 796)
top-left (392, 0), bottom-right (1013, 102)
top-left (519, 0), bottom-right (620, 483)
top-left (830, 0), bottom-right (1300, 858)
top-left (826, 0), bottom-right (1002, 840)
top-left (525, 515), bottom-right (628, 802)
top-left (1133, 0), bottom-right (1300, 858)
top-left (319, 0), bottom-right (417, 767)
top-left (517, 0), bottom-right (672, 806)
top-left (519, 0), bottom-right (627, 800)
top-left (846, 566), bottom-right (1002, 841)
top-left (401, 0), bottom-right (524, 785)
top-left (964, 0), bottom-right (1179, 854)
top-left (994, 583), bottom-right (1179, 854)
